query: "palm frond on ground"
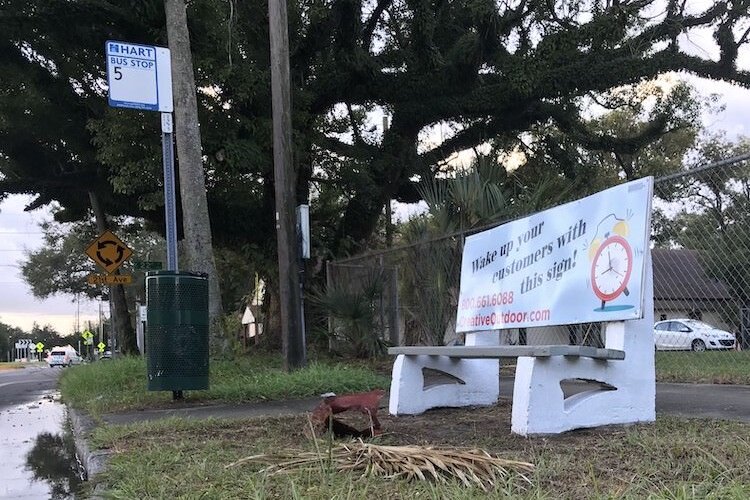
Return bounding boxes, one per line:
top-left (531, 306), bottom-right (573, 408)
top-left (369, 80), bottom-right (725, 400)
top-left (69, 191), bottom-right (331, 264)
top-left (226, 440), bottom-right (534, 491)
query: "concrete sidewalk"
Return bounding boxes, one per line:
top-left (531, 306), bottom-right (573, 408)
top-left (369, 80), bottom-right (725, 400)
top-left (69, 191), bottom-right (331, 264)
top-left (655, 382), bottom-right (750, 423)
top-left (101, 397), bottom-right (321, 426)
top-left (98, 381), bottom-right (750, 426)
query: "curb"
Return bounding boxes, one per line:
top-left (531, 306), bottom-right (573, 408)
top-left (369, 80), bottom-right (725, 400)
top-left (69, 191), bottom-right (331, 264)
top-left (68, 407), bottom-right (112, 496)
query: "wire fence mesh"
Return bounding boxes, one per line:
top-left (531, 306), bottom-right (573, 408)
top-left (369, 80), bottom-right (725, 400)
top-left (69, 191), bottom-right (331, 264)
top-left (327, 157), bottom-right (750, 383)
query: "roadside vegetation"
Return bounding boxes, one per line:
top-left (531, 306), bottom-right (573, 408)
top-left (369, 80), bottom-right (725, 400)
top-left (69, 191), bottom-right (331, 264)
top-left (59, 354), bottom-right (389, 417)
top-left (88, 408), bottom-right (750, 499)
top-left (655, 351), bottom-right (750, 384)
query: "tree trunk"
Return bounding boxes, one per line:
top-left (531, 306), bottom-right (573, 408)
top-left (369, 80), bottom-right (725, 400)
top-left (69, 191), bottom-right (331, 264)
top-left (88, 192), bottom-right (136, 354)
top-left (164, 0), bottom-right (225, 353)
top-left (260, 279), bottom-right (283, 350)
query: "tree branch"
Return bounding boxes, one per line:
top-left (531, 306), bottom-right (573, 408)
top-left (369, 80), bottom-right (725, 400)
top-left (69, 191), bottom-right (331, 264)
top-left (363, 0), bottom-right (393, 47)
top-left (547, 103), bottom-right (672, 154)
top-left (346, 103), bottom-right (365, 146)
top-left (315, 134), bottom-right (377, 160)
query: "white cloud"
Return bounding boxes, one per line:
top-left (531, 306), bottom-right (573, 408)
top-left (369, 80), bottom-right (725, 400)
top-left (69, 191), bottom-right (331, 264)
top-left (697, 80), bottom-right (750, 138)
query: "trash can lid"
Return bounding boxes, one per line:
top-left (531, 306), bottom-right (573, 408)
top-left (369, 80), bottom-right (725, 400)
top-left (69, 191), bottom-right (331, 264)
top-left (145, 270), bottom-right (208, 278)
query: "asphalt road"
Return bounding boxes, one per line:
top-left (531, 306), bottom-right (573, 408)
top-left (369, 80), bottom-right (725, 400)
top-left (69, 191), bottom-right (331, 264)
top-left (0, 364), bottom-right (60, 410)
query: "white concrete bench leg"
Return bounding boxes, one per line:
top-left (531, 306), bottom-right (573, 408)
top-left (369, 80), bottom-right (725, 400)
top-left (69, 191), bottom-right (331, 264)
top-left (389, 332), bottom-right (500, 415)
top-left (511, 258), bottom-right (656, 435)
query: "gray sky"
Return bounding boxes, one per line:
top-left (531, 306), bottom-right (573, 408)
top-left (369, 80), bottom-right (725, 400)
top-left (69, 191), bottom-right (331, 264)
top-left (0, 195), bottom-right (103, 336)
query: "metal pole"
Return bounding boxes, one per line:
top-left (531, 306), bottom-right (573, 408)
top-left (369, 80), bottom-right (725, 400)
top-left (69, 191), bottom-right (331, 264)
top-left (161, 113), bottom-right (179, 271)
top-left (269, 0), bottom-right (306, 370)
top-left (299, 239), bottom-right (306, 356)
top-left (109, 293), bottom-right (115, 355)
top-left (99, 301), bottom-right (103, 345)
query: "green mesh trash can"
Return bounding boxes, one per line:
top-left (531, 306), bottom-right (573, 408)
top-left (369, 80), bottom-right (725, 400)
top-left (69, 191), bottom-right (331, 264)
top-left (146, 271), bottom-right (209, 391)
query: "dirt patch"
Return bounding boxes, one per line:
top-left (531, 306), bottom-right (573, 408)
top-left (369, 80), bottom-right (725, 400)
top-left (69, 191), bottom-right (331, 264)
top-left (331, 397), bottom-right (624, 452)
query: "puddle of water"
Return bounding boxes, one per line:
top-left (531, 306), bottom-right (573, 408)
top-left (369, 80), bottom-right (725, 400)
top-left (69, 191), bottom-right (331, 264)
top-left (0, 392), bottom-right (85, 499)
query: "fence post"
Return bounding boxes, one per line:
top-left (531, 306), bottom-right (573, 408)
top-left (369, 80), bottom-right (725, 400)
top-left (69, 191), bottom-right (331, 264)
top-left (326, 260), bottom-right (333, 351)
top-left (390, 266), bottom-right (400, 346)
top-left (379, 256), bottom-right (387, 343)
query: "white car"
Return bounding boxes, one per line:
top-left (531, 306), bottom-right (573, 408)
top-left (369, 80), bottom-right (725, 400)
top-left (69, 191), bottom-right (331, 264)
top-left (47, 349), bottom-right (83, 367)
top-left (654, 319), bottom-right (736, 351)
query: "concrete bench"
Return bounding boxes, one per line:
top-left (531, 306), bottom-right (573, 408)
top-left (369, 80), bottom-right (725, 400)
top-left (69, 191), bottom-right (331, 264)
top-left (388, 261), bottom-right (655, 436)
top-left (388, 326), bottom-right (653, 436)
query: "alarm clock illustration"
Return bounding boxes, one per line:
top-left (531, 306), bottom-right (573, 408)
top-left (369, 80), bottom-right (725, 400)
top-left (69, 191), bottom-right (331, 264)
top-left (590, 234), bottom-right (633, 310)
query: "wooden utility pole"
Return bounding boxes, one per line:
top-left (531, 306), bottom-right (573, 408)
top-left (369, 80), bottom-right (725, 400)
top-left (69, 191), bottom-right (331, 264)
top-left (163, 0), bottom-right (224, 350)
top-left (269, 0), bottom-right (306, 370)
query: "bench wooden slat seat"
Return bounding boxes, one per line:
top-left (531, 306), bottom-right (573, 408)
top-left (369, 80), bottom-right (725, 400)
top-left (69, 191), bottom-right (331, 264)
top-left (388, 345), bottom-right (625, 360)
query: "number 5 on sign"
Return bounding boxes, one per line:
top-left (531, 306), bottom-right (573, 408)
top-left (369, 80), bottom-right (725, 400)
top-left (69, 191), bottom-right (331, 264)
top-left (105, 40), bottom-right (172, 112)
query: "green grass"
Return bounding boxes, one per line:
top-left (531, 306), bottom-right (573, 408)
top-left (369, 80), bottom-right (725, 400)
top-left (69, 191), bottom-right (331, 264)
top-left (88, 407), bottom-right (750, 499)
top-left (656, 350), bottom-right (750, 384)
top-left (68, 351), bottom-right (750, 497)
top-left (59, 354), bottom-right (390, 417)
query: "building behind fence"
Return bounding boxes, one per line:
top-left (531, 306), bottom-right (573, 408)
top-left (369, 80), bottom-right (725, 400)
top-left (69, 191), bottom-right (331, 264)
top-left (327, 156), bottom-right (750, 368)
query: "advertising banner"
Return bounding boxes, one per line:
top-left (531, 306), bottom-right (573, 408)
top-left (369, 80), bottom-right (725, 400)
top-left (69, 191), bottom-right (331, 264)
top-left (456, 177), bottom-right (653, 332)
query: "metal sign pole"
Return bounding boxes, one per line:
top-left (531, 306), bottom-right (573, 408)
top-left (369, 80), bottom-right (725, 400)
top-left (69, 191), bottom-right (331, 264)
top-left (161, 113), bottom-right (178, 271)
top-left (108, 294), bottom-right (114, 357)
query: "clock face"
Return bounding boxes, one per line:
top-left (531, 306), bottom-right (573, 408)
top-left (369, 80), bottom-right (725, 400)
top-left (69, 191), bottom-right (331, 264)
top-left (590, 235), bottom-right (633, 302)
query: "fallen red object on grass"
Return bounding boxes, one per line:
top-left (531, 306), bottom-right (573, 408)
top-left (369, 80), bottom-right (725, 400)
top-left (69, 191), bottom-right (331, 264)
top-left (310, 389), bottom-right (386, 438)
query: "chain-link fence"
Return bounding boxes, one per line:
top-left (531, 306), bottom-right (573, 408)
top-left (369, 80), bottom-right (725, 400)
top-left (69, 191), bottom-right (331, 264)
top-left (324, 260), bottom-right (400, 356)
top-left (327, 156), bottom-right (750, 383)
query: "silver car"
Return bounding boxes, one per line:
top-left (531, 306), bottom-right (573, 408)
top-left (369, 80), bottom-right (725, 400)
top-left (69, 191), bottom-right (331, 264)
top-left (654, 319), bottom-right (736, 351)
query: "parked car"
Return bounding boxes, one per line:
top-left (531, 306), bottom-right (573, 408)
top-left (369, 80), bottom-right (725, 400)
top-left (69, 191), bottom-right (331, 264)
top-left (47, 348), bottom-right (82, 367)
top-left (654, 319), bottom-right (736, 351)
